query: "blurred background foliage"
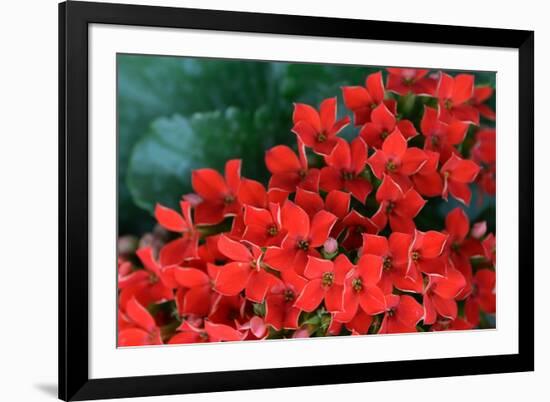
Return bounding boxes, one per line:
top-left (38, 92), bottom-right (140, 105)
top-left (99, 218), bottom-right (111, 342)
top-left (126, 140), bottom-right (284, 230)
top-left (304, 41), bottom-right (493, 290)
top-left (117, 54), bottom-right (495, 236)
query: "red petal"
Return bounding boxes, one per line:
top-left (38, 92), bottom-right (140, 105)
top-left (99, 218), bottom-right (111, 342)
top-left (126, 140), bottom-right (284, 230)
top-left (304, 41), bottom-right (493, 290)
top-left (453, 104), bottom-right (480, 125)
top-left (432, 294), bottom-right (458, 320)
top-left (325, 190), bottom-right (350, 218)
top-left (205, 321), bottom-right (244, 342)
top-left (295, 187), bottom-right (324, 217)
top-left (401, 148), bottom-right (428, 175)
top-left (395, 188), bottom-right (425, 218)
top-left (382, 129), bottom-right (407, 157)
top-left (371, 103), bottom-right (396, 132)
top-left (356, 254), bottom-right (383, 286)
top-left (243, 205), bottom-right (273, 228)
top-left (420, 106), bottom-right (439, 136)
top-left (342, 86), bottom-right (372, 113)
top-left (319, 167), bottom-right (343, 192)
top-left (395, 295), bottom-right (424, 327)
top-left (159, 237), bottom-right (198, 266)
top-left (319, 97), bottom-right (337, 132)
top-left (423, 294), bottom-right (437, 325)
top-left (281, 201), bottom-right (310, 239)
top-left (292, 121), bottom-right (319, 148)
top-left (265, 145), bottom-right (301, 174)
top-left (126, 297), bottom-right (156, 333)
top-left (174, 268), bottom-right (210, 288)
top-left (367, 150), bottom-right (388, 180)
top-left (334, 287), bottom-right (359, 323)
top-left (437, 72), bottom-right (454, 100)
top-left (154, 204), bottom-right (187, 232)
top-left (269, 172), bottom-right (301, 192)
top-left (359, 286), bottom-right (386, 315)
top-left (451, 74), bottom-right (474, 104)
top-left (294, 279), bottom-right (325, 312)
top-left (194, 200), bottom-right (225, 225)
top-left (376, 174), bottom-right (403, 202)
top-left (362, 234), bottom-right (389, 257)
top-left (224, 159), bottom-right (241, 194)
top-left (309, 210), bottom-right (338, 247)
top-left (449, 158), bottom-right (480, 183)
top-left (265, 294), bottom-right (285, 330)
top-left (119, 328), bottom-right (156, 347)
top-left (263, 246), bottom-right (296, 272)
top-left (293, 103), bottom-right (321, 132)
top-left (325, 285), bottom-right (344, 312)
top-left (214, 262), bottom-right (250, 296)
top-left (359, 123), bottom-right (384, 148)
top-left (217, 235), bottom-right (252, 262)
top-left (418, 230), bottom-right (448, 258)
top-left (346, 178), bottom-right (373, 203)
top-left (238, 178), bottom-right (267, 208)
top-left (448, 181), bottom-right (473, 205)
top-left (397, 119), bottom-right (418, 139)
top-left (366, 71), bottom-right (385, 104)
top-left (413, 171), bottom-right (443, 197)
top-left (433, 267), bottom-right (466, 299)
top-left (168, 331), bottom-right (200, 344)
top-left (192, 168), bottom-right (228, 200)
top-left (136, 247), bottom-right (161, 276)
top-left (333, 254), bottom-right (354, 285)
top-left (445, 207), bottom-right (469, 242)
top-left (304, 256), bottom-right (333, 280)
top-left (446, 121), bottom-right (469, 145)
top-left (246, 270), bottom-right (276, 303)
top-left (350, 137), bottom-right (368, 174)
top-left (182, 285), bottom-right (211, 316)
top-left (388, 232), bottom-right (413, 266)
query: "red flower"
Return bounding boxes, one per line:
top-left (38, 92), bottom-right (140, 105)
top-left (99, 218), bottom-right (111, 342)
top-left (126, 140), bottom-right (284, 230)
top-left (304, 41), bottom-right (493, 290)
top-left (320, 137), bottom-right (373, 202)
top-left (118, 247), bottom-right (175, 308)
top-left (445, 207), bottom-right (484, 270)
top-left (242, 203), bottom-right (286, 247)
top-left (265, 141), bottom-right (320, 192)
top-left (334, 254), bottom-right (386, 323)
top-left (472, 128), bottom-right (496, 197)
top-left (154, 201), bottom-right (199, 265)
top-left (386, 68), bottom-right (437, 96)
top-left (118, 297), bottom-right (162, 346)
top-left (292, 98), bottom-right (350, 156)
top-left (436, 72), bottom-right (479, 125)
top-left (342, 71), bottom-right (395, 125)
top-left (168, 320), bottom-right (245, 344)
top-left (465, 269), bottom-right (496, 326)
top-left (410, 150), bottom-right (444, 197)
top-left (294, 187), bottom-right (350, 221)
top-left (423, 267), bottom-right (466, 325)
top-left (192, 159), bottom-right (242, 225)
top-left (371, 174), bottom-right (426, 233)
top-left (263, 201), bottom-right (337, 275)
top-left (362, 233), bottom-right (423, 294)
top-left (407, 229), bottom-right (449, 278)
top-left (265, 270), bottom-right (307, 330)
top-left (420, 106), bottom-right (469, 163)
top-left (237, 177), bottom-right (288, 209)
top-left (339, 210), bottom-right (378, 251)
top-left (367, 129), bottom-right (428, 190)
top-left (441, 153), bottom-right (481, 205)
top-left (208, 294), bottom-right (247, 327)
top-left (471, 86), bottom-right (495, 120)
top-left (213, 235), bottom-right (278, 303)
top-left (173, 264), bottom-right (218, 317)
top-left (378, 294), bottom-right (424, 334)
top-left (358, 103), bottom-right (417, 149)
top-left (294, 255), bottom-right (353, 313)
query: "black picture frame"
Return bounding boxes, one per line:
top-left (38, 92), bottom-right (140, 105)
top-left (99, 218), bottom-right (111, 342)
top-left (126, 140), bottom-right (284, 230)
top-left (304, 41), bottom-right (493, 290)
top-left (59, 1), bottom-right (534, 400)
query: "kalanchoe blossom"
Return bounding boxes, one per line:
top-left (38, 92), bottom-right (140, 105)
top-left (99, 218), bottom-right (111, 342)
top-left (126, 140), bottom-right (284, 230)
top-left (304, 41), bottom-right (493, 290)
top-left (342, 71), bottom-right (395, 125)
top-left (173, 264), bottom-right (219, 317)
top-left (436, 72), bottom-right (479, 125)
top-left (154, 201), bottom-right (199, 265)
top-left (263, 201), bottom-right (338, 275)
top-left (242, 203), bottom-right (286, 247)
top-left (423, 267), bottom-right (466, 325)
top-left (378, 294), bottom-right (424, 334)
top-left (371, 174), bottom-right (426, 233)
top-left (319, 137), bottom-right (373, 203)
top-left (410, 150), bottom-right (444, 197)
top-left (192, 159), bottom-right (242, 225)
top-left (406, 229), bottom-right (449, 279)
top-left (294, 255), bottom-right (353, 313)
top-left (334, 254), bottom-right (387, 323)
top-left (118, 297), bottom-right (163, 347)
top-left (465, 269), bottom-right (496, 326)
top-left (386, 68), bottom-right (437, 96)
top-left (421, 106), bottom-right (469, 163)
top-left (291, 97), bottom-right (350, 156)
top-left (213, 235), bottom-right (278, 303)
top-left (358, 103), bottom-right (417, 149)
top-left (265, 271), bottom-right (307, 330)
top-left (340, 210), bottom-right (378, 251)
top-left (471, 86), bottom-right (496, 120)
top-left (441, 153), bottom-right (481, 205)
top-left (265, 141), bottom-right (320, 192)
top-left (168, 320), bottom-right (246, 344)
top-left (368, 129), bottom-right (428, 190)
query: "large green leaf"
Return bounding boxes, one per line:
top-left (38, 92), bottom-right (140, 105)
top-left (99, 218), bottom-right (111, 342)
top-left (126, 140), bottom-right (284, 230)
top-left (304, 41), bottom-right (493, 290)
top-left (127, 107), bottom-right (285, 214)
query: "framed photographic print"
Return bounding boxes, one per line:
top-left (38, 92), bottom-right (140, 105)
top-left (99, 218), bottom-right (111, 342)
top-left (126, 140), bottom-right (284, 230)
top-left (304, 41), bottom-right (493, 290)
top-left (59, 1), bottom-right (534, 400)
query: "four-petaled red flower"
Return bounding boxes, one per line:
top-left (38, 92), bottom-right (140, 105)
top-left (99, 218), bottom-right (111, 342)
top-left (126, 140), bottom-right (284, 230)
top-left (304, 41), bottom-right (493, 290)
top-left (192, 159), bottom-right (242, 225)
top-left (371, 174), bottom-right (426, 233)
top-left (119, 297), bottom-right (163, 346)
top-left (358, 103), bottom-right (417, 149)
top-left (440, 153), bottom-right (481, 205)
top-left (265, 270), bottom-right (307, 330)
top-left (292, 98), bottom-right (350, 156)
top-left (386, 68), bottom-right (437, 96)
top-left (423, 267), bottom-right (466, 325)
top-left (168, 320), bottom-right (246, 344)
top-left (378, 294), bottom-right (424, 334)
top-left (436, 72), bottom-right (479, 125)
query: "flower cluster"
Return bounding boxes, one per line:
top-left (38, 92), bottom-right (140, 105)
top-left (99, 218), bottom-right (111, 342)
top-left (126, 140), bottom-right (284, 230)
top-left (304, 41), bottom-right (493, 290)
top-left (118, 68), bottom-right (496, 346)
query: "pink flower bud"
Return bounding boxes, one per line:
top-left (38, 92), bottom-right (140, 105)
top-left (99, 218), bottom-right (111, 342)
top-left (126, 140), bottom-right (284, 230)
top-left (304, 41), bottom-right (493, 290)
top-left (323, 237), bottom-right (338, 254)
top-left (471, 221), bottom-right (487, 239)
